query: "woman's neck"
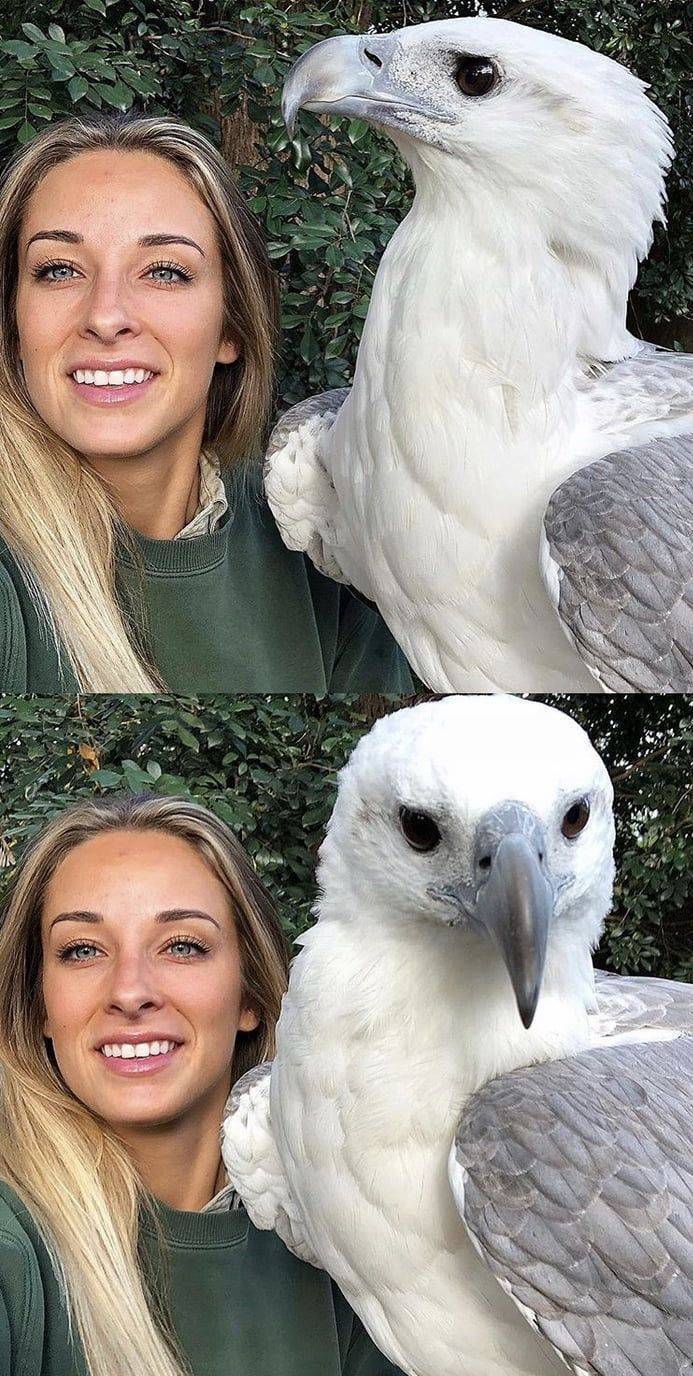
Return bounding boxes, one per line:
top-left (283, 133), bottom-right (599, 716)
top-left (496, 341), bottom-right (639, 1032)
top-left (85, 432), bottom-right (204, 539)
top-left (120, 1082), bottom-right (231, 1211)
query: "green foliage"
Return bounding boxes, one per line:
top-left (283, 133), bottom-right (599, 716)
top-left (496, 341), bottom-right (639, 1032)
top-left (0, 0), bottom-right (689, 417)
top-left (0, 693), bottom-right (690, 978)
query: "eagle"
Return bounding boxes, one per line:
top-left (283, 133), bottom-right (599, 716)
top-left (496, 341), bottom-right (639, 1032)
top-left (223, 694), bottom-right (693, 1376)
top-left (265, 19), bottom-right (692, 691)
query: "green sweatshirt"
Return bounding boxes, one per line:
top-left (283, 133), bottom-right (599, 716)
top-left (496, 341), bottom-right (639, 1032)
top-left (0, 466), bottom-right (413, 694)
top-left (0, 1180), bottom-right (403, 1376)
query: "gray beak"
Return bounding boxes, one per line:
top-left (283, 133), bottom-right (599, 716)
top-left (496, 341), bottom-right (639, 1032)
top-left (471, 804), bottom-right (554, 1030)
top-left (282, 33), bottom-right (453, 137)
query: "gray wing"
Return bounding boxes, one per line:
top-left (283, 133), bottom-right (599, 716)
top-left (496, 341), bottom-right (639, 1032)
top-left (592, 969), bottom-right (693, 1039)
top-left (451, 1037), bottom-right (693, 1376)
top-left (264, 388), bottom-right (355, 584)
top-left (578, 349), bottom-right (693, 453)
top-left (543, 436), bottom-right (693, 691)
top-left (265, 389), bottom-right (350, 462)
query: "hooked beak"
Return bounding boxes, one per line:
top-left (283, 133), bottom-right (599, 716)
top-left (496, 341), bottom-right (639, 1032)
top-left (282, 33), bottom-right (454, 137)
top-left (470, 803), bottom-right (554, 1030)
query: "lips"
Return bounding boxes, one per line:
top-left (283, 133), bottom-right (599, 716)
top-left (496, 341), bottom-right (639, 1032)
top-left (69, 371), bottom-right (158, 406)
top-left (96, 1041), bottom-right (183, 1077)
top-left (67, 361), bottom-right (160, 375)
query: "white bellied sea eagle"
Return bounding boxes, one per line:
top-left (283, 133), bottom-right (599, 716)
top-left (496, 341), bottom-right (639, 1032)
top-left (222, 695), bottom-right (693, 1376)
top-left (265, 19), bottom-right (693, 692)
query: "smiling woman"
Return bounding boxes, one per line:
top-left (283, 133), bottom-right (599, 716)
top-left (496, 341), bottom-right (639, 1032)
top-left (0, 793), bottom-right (403, 1376)
top-left (0, 113), bottom-right (411, 693)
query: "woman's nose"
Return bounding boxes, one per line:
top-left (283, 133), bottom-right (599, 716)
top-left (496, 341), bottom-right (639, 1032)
top-left (79, 269), bottom-right (141, 340)
top-left (104, 951), bottom-right (164, 1015)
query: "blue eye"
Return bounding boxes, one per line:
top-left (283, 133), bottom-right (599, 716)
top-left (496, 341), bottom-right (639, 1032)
top-left (57, 941), bottom-right (99, 962)
top-left (32, 260), bottom-right (76, 282)
top-left (148, 260), bottom-right (194, 284)
top-left (166, 937), bottom-right (211, 957)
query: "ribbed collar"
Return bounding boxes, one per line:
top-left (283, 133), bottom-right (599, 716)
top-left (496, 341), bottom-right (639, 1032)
top-left (120, 512), bottom-right (234, 577)
top-left (140, 1192), bottom-right (248, 1247)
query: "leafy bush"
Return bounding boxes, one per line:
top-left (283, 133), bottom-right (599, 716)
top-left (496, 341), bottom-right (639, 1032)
top-left (0, 0), bottom-right (689, 420)
top-left (0, 693), bottom-right (690, 978)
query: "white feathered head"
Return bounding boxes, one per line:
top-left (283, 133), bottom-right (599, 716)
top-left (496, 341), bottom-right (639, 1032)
top-left (317, 696), bottom-right (615, 1027)
top-left (283, 17), bottom-right (673, 360)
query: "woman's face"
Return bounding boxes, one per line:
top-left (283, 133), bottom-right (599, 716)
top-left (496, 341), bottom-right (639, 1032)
top-left (15, 148), bottom-right (239, 466)
top-left (41, 827), bottom-right (259, 1131)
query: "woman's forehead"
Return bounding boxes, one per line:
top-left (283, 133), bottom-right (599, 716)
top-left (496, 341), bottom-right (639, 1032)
top-left (41, 828), bottom-right (233, 925)
top-left (19, 147), bottom-right (215, 249)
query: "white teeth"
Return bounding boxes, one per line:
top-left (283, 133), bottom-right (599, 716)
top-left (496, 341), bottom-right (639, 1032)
top-left (100, 1039), bottom-right (176, 1059)
top-left (72, 368), bottom-right (153, 386)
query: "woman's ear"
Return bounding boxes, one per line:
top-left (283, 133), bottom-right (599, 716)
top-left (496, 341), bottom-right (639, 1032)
top-left (238, 1003), bottom-right (261, 1033)
top-left (216, 337), bottom-right (241, 365)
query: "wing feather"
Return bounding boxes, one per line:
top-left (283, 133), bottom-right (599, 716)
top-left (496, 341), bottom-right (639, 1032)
top-left (221, 1062), bottom-right (319, 1265)
top-left (451, 1036), bottom-right (693, 1376)
top-left (544, 436), bottom-right (693, 690)
top-left (578, 348), bottom-right (693, 455)
top-left (263, 389), bottom-right (352, 584)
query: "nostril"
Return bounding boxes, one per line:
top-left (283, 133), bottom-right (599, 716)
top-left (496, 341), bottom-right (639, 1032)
top-left (363, 46), bottom-right (383, 69)
top-left (478, 855), bottom-right (492, 871)
top-left (538, 851), bottom-right (544, 864)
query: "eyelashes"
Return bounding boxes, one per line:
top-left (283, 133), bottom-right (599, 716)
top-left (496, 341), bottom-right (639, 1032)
top-left (55, 936), bottom-right (212, 963)
top-left (30, 257), bottom-right (195, 285)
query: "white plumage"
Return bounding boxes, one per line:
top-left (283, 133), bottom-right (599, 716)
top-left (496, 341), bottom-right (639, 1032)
top-left (223, 696), bottom-right (693, 1376)
top-left (267, 19), bottom-right (693, 691)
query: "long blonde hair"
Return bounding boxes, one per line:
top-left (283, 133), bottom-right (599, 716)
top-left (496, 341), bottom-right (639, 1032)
top-left (0, 114), bottom-right (279, 691)
top-left (0, 793), bottom-right (289, 1376)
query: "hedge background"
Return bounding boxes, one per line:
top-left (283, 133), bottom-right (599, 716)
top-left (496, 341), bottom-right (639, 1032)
top-left (0, 0), bottom-right (690, 421)
top-left (0, 693), bottom-right (690, 980)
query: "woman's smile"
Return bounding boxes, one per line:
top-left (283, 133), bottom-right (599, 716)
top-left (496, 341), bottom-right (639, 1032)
top-left (69, 368), bottom-right (159, 406)
top-left (96, 1038), bottom-right (184, 1074)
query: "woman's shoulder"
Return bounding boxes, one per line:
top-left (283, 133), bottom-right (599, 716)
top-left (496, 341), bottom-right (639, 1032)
top-left (0, 1177), bottom-right (37, 1240)
top-left (221, 459), bottom-right (415, 694)
top-left (0, 549), bottom-right (27, 691)
top-left (0, 1180), bottom-right (48, 1375)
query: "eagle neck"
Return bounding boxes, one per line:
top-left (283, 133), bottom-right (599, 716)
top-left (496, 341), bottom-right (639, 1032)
top-left (297, 903), bottom-right (594, 1110)
top-left (360, 166), bottom-right (582, 439)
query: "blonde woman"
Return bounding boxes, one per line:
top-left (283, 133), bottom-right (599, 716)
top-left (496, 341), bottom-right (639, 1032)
top-left (0, 114), bottom-right (411, 693)
top-left (0, 792), bottom-right (403, 1376)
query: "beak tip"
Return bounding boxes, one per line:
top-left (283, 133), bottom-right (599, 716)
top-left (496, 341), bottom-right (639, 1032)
top-left (518, 990), bottom-right (540, 1030)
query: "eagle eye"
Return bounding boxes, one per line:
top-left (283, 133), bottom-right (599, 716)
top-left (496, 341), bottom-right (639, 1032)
top-left (455, 54), bottom-right (499, 97)
top-left (399, 807), bottom-right (441, 853)
top-left (561, 798), bottom-right (590, 840)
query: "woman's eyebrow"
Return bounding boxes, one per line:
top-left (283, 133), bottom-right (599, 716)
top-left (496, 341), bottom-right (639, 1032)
top-left (48, 907), bottom-right (220, 931)
top-left (49, 909), bottom-right (100, 931)
top-left (157, 908), bottom-right (221, 929)
top-left (24, 229), bottom-right (206, 257)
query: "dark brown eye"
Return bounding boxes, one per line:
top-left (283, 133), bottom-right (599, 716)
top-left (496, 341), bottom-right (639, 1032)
top-left (399, 807), bottom-right (441, 853)
top-left (455, 55), bottom-right (499, 97)
top-left (561, 798), bottom-right (590, 839)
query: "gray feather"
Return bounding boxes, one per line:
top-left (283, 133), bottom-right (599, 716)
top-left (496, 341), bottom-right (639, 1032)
top-left (454, 1036), bottom-right (693, 1376)
top-left (264, 388), bottom-right (350, 470)
top-left (593, 970), bottom-right (693, 1038)
top-left (578, 350), bottom-right (693, 436)
top-left (544, 436), bottom-right (693, 690)
top-left (226, 1060), bottom-right (272, 1115)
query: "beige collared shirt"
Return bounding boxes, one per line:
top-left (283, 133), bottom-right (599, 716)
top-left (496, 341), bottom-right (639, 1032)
top-left (175, 449), bottom-right (228, 540)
